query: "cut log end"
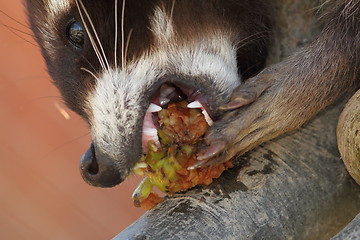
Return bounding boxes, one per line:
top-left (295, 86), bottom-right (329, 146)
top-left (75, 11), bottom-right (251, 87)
top-left (337, 90), bottom-right (360, 185)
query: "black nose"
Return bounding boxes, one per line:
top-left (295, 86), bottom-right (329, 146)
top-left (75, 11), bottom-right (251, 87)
top-left (80, 143), bottom-right (123, 187)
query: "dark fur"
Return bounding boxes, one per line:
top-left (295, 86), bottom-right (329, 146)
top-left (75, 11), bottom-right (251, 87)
top-left (25, 0), bottom-right (360, 187)
top-left (26, 0), bottom-right (157, 118)
top-left (26, 0), bottom-right (271, 117)
top-left (205, 0), bottom-right (360, 163)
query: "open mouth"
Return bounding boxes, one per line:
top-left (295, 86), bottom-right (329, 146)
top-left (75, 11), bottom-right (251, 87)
top-left (133, 83), bottom-right (235, 209)
top-left (141, 83), bottom-right (214, 153)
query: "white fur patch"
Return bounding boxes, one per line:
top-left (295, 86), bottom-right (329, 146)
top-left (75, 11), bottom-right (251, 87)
top-left (88, 5), bottom-right (240, 166)
top-left (88, 57), bottom-right (165, 162)
top-left (165, 37), bottom-right (240, 96)
top-left (149, 6), bottom-right (240, 96)
top-left (150, 6), bottom-right (174, 43)
top-left (89, 38), bottom-right (239, 162)
top-left (46, 0), bottom-right (72, 19)
top-left (45, 0), bottom-right (73, 19)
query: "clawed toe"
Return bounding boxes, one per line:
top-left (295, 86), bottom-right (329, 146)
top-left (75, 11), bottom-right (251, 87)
top-left (197, 141), bottom-right (226, 161)
top-left (187, 141), bottom-right (226, 169)
top-left (219, 93), bottom-right (255, 110)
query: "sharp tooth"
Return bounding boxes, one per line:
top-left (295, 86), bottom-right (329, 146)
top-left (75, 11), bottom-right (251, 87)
top-left (202, 110), bottom-right (214, 126)
top-left (134, 162), bottom-right (148, 170)
top-left (187, 101), bottom-right (203, 109)
top-left (188, 101), bottom-right (214, 126)
top-left (159, 97), bottom-right (170, 106)
top-left (143, 127), bottom-right (158, 135)
top-left (143, 128), bottom-right (161, 145)
top-left (147, 103), bottom-right (162, 113)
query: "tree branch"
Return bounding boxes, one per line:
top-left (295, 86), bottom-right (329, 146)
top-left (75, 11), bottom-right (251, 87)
top-left (114, 98), bottom-right (360, 240)
top-left (332, 213), bottom-right (360, 240)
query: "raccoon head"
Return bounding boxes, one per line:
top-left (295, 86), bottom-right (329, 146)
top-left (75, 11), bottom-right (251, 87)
top-left (26, 0), bottom-right (270, 187)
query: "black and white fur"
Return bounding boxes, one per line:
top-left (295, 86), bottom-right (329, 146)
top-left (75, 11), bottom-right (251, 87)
top-left (26, 0), bottom-right (360, 187)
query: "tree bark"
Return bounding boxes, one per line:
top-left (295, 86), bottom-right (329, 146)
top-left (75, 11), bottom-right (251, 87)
top-left (114, 98), bottom-right (360, 240)
top-left (331, 213), bottom-right (360, 240)
top-left (114, 2), bottom-right (360, 239)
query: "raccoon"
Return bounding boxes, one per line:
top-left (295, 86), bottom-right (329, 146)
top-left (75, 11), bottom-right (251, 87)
top-left (25, 0), bottom-right (359, 187)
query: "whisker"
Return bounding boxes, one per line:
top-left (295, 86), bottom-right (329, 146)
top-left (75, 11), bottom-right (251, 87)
top-left (77, 0), bottom-right (111, 72)
top-left (236, 30), bottom-right (269, 45)
top-left (14, 96), bottom-right (61, 109)
top-left (114, 0), bottom-right (119, 68)
top-left (81, 67), bottom-right (99, 81)
top-left (237, 34), bottom-right (269, 50)
top-left (80, 55), bottom-right (97, 73)
top-left (41, 131), bottom-right (91, 159)
top-left (2, 25), bottom-right (37, 47)
top-left (0, 10), bottom-right (30, 29)
top-left (29, 96), bottom-right (62, 101)
top-left (124, 28), bottom-right (133, 67)
top-left (170, 0), bottom-right (176, 19)
top-left (2, 24), bottom-right (34, 37)
top-left (236, 30), bottom-right (270, 50)
top-left (121, 0), bottom-right (126, 69)
top-left (75, 0), bottom-right (107, 71)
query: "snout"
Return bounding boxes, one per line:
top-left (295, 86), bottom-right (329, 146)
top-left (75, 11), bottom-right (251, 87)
top-left (80, 143), bottom-right (123, 187)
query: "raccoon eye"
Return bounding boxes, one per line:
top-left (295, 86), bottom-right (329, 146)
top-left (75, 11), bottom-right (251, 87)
top-left (67, 21), bottom-right (85, 48)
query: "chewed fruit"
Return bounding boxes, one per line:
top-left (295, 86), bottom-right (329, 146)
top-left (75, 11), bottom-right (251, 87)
top-left (132, 101), bottom-right (233, 210)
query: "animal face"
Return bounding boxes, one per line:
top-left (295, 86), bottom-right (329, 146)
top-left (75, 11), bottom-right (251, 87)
top-left (26, 0), bottom-right (271, 187)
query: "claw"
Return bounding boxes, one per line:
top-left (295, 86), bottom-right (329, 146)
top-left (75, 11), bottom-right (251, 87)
top-left (187, 160), bottom-right (207, 170)
top-left (219, 91), bottom-right (257, 111)
top-left (188, 155), bottom-right (224, 170)
top-left (219, 97), bottom-right (249, 110)
top-left (196, 141), bottom-right (226, 161)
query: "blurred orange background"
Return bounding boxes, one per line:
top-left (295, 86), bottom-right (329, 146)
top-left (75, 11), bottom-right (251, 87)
top-left (0, 1), bottom-right (144, 239)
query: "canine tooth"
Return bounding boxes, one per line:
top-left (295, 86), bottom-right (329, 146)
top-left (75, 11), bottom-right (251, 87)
top-left (147, 103), bottom-right (162, 113)
top-left (133, 162), bottom-right (148, 176)
top-left (187, 101), bottom-right (214, 125)
top-left (202, 110), bottom-right (214, 126)
top-left (143, 128), bottom-right (158, 135)
top-left (159, 97), bottom-right (170, 106)
top-left (134, 162), bottom-right (148, 170)
top-left (187, 101), bottom-right (203, 109)
top-left (143, 127), bottom-right (161, 144)
top-left (142, 127), bottom-right (161, 152)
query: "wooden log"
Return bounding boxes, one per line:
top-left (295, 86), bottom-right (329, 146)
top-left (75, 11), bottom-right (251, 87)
top-left (114, 98), bottom-right (360, 240)
top-left (337, 90), bottom-right (360, 185)
top-left (115, 2), bottom-right (360, 238)
top-left (331, 213), bottom-right (360, 240)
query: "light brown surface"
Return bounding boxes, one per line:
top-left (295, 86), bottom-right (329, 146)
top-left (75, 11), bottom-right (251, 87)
top-left (337, 90), bottom-right (360, 185)
top-left (0, 2), bottom-right (144, 239)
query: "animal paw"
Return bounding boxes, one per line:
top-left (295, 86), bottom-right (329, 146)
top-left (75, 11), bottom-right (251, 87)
top-left (218, 74), bottom-right (272, 111)
top-left (191, 68), bottom-right (305, 168)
